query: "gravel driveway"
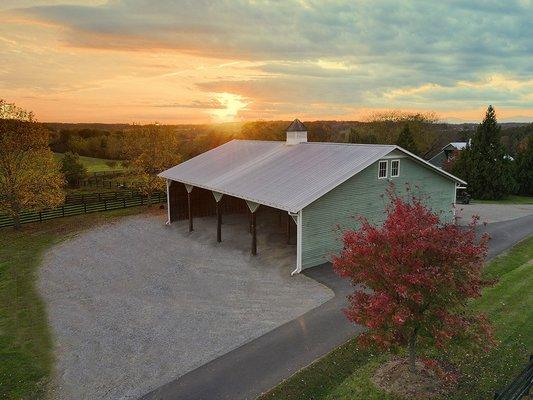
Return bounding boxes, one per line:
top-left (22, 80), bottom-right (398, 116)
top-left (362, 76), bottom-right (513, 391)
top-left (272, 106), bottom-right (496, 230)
top-left (39, 212), bottom-right (333, 400)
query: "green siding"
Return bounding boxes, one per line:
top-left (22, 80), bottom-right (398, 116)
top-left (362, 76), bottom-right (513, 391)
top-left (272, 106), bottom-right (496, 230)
top-left (301, 153), bottom-right (456, 269)
top-left (428, 150), bottom-right (446, 168)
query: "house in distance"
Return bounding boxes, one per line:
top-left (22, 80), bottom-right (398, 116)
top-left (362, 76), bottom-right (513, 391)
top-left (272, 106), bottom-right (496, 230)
top-left (159, 119), bottom-right (466, 275)
top-left (428, 142), bottom-right (468, 169)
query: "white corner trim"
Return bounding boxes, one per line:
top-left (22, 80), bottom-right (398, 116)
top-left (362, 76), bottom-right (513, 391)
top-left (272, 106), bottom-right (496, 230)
top-left (290, 210), bottom-right (303, 276)
top-left (165, 179), bottom-right (171, 225)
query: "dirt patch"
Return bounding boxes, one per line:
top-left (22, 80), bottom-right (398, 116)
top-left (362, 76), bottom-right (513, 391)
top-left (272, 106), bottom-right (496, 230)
top-left (372, 358), bottom-right (456, 399)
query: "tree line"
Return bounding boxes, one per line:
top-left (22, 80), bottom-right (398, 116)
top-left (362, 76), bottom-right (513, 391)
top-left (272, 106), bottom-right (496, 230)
top-left (1, 99), bottom-right (531, 228)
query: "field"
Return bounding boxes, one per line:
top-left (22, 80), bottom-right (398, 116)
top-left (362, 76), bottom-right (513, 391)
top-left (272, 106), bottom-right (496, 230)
top-left (260, 236), bottom-right (533, 400)
top-left (0, 206), bottom-right (160, 399)
top-left (53, 152), bottom-right (124, 173)
top-left (473, 195), bottom-right (533, 205)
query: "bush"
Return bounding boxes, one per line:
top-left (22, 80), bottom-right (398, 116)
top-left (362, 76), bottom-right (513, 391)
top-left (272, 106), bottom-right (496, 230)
top-left (60, 152), bottom-right (87, 187)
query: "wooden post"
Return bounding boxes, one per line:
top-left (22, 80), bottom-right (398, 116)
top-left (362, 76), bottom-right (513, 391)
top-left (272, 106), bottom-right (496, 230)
top-left (187, 190), bottom-right (193, 232)
top-left (251, 211), bottom-right (257, 255)
top-left (216, 201), bottom-right (222, 242)
top-left (286, 213), bottom-right (291, 244)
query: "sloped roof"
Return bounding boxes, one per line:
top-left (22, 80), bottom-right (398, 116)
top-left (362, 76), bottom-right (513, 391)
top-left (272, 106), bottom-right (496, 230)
top-left (445, 142), bottom-right (468, 150)
top-left (159, 140), bottom-right (465, 213)
top-left (286, 118), bottom-right (307, 132)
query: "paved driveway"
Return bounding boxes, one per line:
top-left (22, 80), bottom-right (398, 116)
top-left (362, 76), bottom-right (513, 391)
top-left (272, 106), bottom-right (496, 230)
top-left (456, 203), bottom-right (533, 225)
top-left (39, 212), bottom-right (333, 400)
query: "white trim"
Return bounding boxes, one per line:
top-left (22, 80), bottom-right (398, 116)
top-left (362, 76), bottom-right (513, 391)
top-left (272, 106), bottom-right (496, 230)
top-left (165, 179), bottom-right (171, 225)
top-left (378, 160), bottom-right (388, 179)
top-left (453, 183), bottom-right (458, 218)
top-left (390, 159), bottom-right (400, 178)
top-left (290, 210), bottom-right (303, 276)
top-left (184, 184), bottom-right (194, 194)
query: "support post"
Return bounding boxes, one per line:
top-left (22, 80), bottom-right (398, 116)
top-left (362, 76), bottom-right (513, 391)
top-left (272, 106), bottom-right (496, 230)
top-left (251, 211), bottom-right (257, 255)
top-left (165, 179), bottom-right (171, 225)
top-left (185, 184), bottom-right (194, 232)
top-left (245, 200), bottom-right (260, 256)
top-left (290, 210), bottom-right (303, 276)
top-left (286, 213), bottom-right (291, 244)
top-left (217, 203), bottom-right (222, 242)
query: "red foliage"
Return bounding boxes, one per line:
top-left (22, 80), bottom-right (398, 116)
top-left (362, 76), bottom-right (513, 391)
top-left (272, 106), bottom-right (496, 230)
top-left (332, 185), bottom-right (494, 355)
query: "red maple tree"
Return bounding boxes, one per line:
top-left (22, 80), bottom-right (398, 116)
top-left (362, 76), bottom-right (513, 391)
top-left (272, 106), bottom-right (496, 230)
top-left (332, 187), bottom-right (494, 372)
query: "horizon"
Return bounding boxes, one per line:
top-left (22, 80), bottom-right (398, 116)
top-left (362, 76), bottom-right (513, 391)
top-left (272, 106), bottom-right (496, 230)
top-left (1, 1), bottom-right (532, 124)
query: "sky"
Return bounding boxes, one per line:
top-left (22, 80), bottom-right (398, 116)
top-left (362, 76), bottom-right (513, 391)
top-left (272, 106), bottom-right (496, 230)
top-left (0, 0), bottom-right (532, 124)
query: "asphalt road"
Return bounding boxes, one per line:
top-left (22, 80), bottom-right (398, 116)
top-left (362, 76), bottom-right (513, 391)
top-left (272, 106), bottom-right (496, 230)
top-left (141, 214), bottom-right (533, 400)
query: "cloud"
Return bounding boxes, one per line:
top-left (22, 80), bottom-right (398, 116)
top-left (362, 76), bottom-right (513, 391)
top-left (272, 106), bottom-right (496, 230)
top-left (2, 0), bottom-right (532, 122)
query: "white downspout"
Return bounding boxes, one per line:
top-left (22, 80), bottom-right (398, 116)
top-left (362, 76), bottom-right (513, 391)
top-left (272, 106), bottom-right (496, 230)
top-left (165, 179), bottom-right (171, 225)
top-left (290, 209), bottom-right (303, 276)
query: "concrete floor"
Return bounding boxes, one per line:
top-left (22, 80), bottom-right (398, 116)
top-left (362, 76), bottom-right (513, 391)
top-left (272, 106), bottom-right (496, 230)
top-left (455, 203), bottom-right (533, 225)
top-left (39, 210), bottom-right (333, 400)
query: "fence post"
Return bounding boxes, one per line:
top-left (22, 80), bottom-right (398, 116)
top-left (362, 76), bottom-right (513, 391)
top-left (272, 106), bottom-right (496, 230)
top-left (84, 203), bottom-right (87, 213)
top-left (104, 199), bottom-right (107, 211)
top-left (98, 193), bottom-right (101, 202)
top-left (123, 198), bottom-right (126, 208)
top-left (141, 196), bottom-right (144, 206)
top-left (62, 206), bottom-right (65, 217)
top-left (39, 211), bottom-right (42, 222)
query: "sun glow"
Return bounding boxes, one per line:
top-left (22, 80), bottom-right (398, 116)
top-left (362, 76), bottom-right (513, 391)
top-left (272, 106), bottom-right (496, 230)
top-left (209, 92), bottom-right (249, 122)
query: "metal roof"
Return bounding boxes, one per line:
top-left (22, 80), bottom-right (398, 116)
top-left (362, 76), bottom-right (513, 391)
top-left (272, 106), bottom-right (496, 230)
top-left (159, 140), bottom-right (465, 213)
top-left (445, 142), bottom-right (468, 150)
top-left (286, 118), bottom-right (307, 132)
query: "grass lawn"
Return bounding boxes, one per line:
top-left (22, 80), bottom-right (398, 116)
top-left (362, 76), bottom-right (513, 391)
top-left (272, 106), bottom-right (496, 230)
top-left (473, 195), bottom-right (533, 205)
top-left (53, 152), bottom-right (125, 173)
top-left (259, 236), bottom-right (533, 400)
top-left (0, 206), bottom-right (161, 400)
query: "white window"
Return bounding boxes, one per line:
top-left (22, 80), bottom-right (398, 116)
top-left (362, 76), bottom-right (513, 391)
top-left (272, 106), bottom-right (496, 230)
top-left (391, 160), bottom-right (400, 177)
top-left (378, 160), bottom-right (388, 179)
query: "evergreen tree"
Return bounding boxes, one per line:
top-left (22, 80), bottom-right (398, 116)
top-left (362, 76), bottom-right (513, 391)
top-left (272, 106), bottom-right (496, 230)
top-left (396, 124), bottom-right (418, 154)
top-left (514, 135), bottom-right (533, 195)
top-left (453, 105), bottom-right (516, 199)
top-left (60, 151), bottom-right (87, 187)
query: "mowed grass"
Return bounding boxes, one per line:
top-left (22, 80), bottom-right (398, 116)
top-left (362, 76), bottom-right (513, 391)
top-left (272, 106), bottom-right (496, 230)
top-left (473, 195), bottom-right (533, 205)
top-left (0, 206), bottom-right (161, 399)
top-left (53, 152), bottom-right (124, 173)
top-left (259, 236), bottom-right (533, 400)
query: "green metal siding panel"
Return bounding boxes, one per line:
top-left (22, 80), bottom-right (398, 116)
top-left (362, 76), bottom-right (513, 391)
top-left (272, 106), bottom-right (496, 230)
top-left (428, 151), bottom-right (446, 168)
top-left (301, 156), bottom-right (455, 269)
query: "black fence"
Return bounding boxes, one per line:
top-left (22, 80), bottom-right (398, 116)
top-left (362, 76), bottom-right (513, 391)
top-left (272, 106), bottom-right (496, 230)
top-left (494, 355), bottom-right (533, 400)
top-left (0, 192), bottom-right (166, 228)
top-left (65, 190), bottom-right (139, 205)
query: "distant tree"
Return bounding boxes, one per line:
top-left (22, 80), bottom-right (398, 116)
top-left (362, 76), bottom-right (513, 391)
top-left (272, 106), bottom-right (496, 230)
top-left (365, 110), bottom-right (439, 153)
top-left (396, 124), bottom-right (419, 154)
top-left (0, 99), bottom-right (34, 121)
top-left (332, 188), bottom-right (493, 373)
top-left (347, 127), bottom-right (378, 144)
top-left (452, 106), bottom-right (516, 199)
top-left (0, 102), bottom-right (64, 228)
top-left (122, 124), bottom-right (182, 199)
top-left (514, 135), bottom-right (533, 195)
top-left (60, 152), bottom-right (87, 187)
